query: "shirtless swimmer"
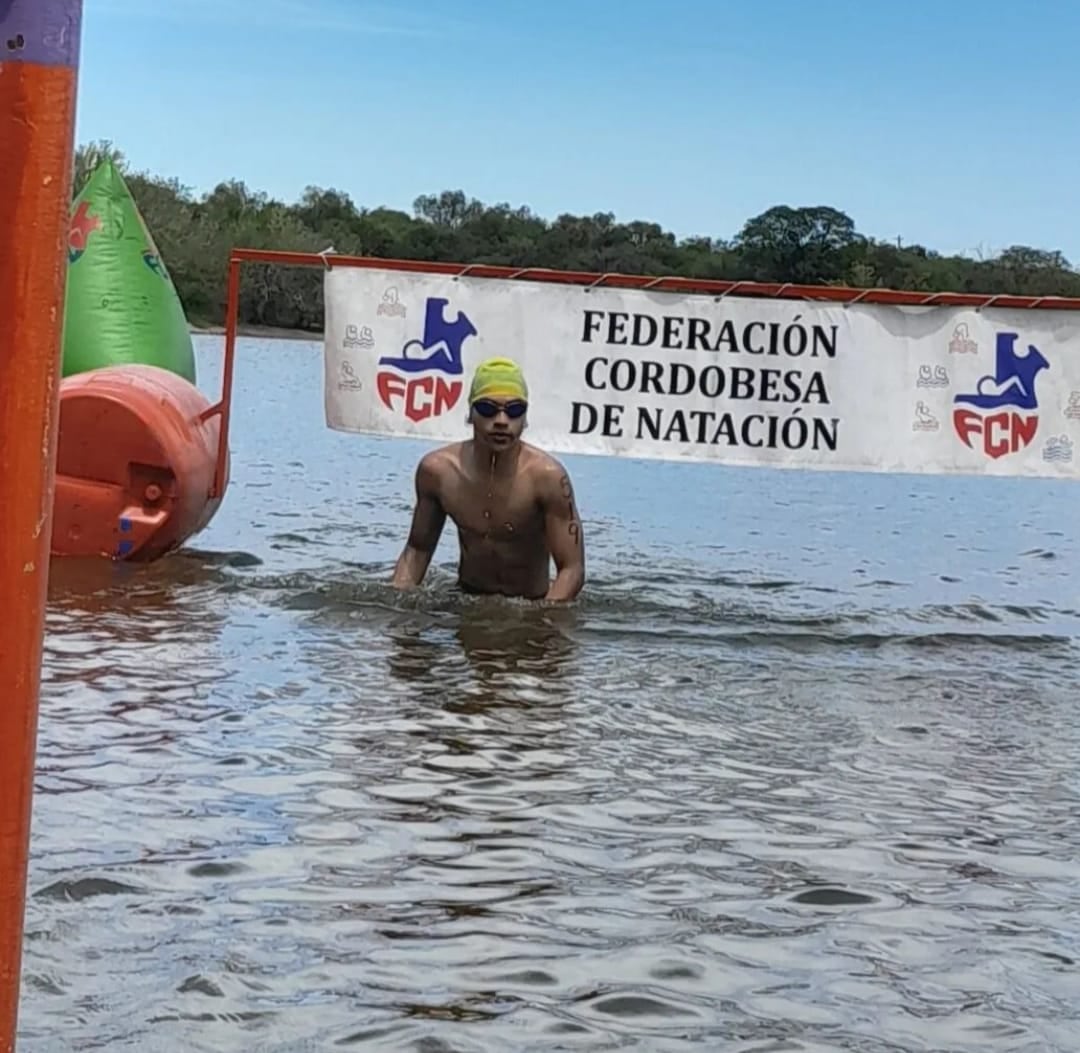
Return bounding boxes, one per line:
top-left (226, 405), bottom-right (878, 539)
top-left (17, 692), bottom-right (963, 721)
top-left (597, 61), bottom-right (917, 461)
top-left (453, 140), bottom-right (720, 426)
top-left (390, 357), bottom-right (586, 602)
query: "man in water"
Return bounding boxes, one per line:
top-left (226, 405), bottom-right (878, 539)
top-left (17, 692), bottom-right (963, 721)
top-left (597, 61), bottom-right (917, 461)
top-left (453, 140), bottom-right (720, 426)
top-left (390, 357), bottom-right (586, 602)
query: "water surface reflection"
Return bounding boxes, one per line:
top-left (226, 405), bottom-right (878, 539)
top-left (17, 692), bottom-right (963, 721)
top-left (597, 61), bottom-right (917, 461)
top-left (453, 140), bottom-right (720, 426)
top-left (19, 337), bottom-right (1080, 1051)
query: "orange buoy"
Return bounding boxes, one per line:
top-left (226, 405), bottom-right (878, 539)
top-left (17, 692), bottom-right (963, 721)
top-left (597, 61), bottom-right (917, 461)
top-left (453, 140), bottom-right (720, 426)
top-left (51, 364), bottom-right (229, 561)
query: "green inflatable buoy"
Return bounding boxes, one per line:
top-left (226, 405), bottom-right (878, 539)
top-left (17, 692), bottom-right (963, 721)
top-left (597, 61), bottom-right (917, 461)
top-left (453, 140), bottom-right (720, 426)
top-left (63, 159), bottom-right (197, 384)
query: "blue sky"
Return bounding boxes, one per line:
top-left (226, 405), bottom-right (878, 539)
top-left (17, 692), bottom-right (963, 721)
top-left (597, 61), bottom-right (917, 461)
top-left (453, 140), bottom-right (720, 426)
top-left (75, 0), bottom-right (1080, 263)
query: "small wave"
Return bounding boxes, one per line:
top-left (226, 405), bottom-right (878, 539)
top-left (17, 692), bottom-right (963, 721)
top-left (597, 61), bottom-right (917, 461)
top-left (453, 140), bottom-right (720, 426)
top-left (580, 624), bottom-right (1073, 651)
top-left (42, 550), bottom-right (1080, 676)
top-left (212, 562), bottom-right (1080, 651)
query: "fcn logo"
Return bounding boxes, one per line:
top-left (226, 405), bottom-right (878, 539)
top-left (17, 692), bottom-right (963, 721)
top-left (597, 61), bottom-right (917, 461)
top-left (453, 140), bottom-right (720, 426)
top-left (953, 331), bottom-right (1049, 460)
top-left (374, 297), bottom-right (477, 423)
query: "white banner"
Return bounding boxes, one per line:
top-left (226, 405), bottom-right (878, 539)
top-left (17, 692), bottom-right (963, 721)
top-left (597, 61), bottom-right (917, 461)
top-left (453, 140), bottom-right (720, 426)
top-left (323, 266), bottom-right (1080, 479)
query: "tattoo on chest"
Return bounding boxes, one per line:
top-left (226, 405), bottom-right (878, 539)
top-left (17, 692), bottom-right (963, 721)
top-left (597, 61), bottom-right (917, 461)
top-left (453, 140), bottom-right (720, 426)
top-left (559, 473), bottom-right (583, 547)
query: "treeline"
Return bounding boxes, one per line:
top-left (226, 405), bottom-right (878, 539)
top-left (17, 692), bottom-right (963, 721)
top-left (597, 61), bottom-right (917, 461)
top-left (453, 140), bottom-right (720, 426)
top-left (73, 141), bottom-right (1080, 334)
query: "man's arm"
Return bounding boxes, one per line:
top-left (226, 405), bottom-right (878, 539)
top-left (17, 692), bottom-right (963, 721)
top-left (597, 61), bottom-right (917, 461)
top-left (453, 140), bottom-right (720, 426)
top-left (390, 454), bottom-right (446, 589)
top-left (539, 459), bottom-right (586, 602)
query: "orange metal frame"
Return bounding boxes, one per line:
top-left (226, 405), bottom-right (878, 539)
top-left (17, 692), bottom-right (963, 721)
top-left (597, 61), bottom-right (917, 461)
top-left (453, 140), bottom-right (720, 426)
top-left (211, 247), bottom-right (1080, 499)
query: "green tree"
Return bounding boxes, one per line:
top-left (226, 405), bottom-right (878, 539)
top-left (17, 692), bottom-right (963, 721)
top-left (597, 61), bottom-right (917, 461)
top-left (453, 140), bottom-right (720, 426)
top-left (68, 142), bottom-right (1080, 333)
top-left (735, 205), bottom-right (862, 284)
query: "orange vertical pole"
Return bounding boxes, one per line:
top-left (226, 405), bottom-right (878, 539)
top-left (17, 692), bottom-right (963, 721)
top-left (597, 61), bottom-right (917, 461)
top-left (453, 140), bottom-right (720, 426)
top-left (0, 2), bottom-right (84, 1050)
top-left (209, 256), bottom-right (241, 499)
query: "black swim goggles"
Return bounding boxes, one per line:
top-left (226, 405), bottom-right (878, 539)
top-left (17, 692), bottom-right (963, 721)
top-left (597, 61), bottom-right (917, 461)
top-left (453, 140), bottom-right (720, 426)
top-left (471, 398), bottom-right (528, 419)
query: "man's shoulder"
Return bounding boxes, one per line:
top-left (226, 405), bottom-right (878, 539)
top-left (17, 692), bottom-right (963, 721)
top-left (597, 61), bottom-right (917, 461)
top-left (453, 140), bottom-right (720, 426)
top-left (524, 446), bottom-right (567, 473)
top-left (415, 443), bottom-right (464, 486)
top-left (521, 445), bottom-right (573, 494)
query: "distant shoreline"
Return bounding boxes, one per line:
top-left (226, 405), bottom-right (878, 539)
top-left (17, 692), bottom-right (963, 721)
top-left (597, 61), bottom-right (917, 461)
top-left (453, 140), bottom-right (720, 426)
top-left (189, 323), bottom-right (323, 342)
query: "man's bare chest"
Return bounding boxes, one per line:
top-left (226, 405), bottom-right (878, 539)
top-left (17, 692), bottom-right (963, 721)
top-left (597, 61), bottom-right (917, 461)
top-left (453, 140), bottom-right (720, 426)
top-left (442, 479), bottom-right (543, 541)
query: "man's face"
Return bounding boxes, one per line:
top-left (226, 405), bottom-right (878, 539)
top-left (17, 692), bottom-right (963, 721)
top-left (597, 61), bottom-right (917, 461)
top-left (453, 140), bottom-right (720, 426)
top-left (469, 397), bottom-right (528, 451)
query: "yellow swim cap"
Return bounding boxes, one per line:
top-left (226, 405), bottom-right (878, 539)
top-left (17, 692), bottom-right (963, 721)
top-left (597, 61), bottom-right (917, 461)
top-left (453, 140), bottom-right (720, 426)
top-left (469, 357), bottom-right (529, 403)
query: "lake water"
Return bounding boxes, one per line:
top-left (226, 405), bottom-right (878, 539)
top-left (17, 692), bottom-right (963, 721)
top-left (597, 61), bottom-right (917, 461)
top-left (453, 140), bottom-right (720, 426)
top-left (19, 334), bottom-right (1080, 1051)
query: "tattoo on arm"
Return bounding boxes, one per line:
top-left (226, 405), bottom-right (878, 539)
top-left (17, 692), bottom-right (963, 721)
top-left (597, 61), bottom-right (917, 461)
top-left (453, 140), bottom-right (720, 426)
top-left (542, 466), bottom-right (586, 600)
top-left (558, 473), bottom-right (582, 547)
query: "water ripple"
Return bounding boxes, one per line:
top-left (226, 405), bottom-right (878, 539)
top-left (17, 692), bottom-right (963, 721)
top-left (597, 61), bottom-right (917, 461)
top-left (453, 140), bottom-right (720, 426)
top-left (18, 337), bottom-right (1080, 1052)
